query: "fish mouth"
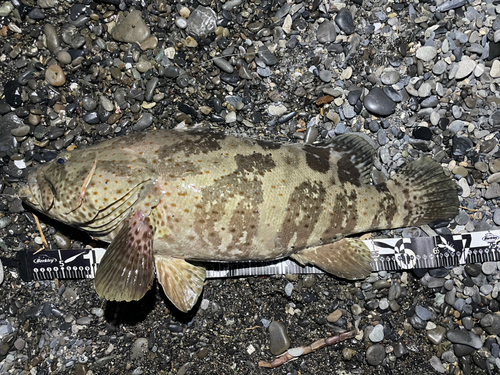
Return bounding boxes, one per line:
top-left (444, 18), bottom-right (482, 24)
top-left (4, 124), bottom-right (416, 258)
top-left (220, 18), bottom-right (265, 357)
top-left (18, 184), bottom-right (34, 203)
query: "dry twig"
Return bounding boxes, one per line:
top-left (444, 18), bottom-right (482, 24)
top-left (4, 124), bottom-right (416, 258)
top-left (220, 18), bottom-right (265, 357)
top-left (258, 330), bottom-right (357, 368)
top-left (33, 214), bottom-right (48, 254)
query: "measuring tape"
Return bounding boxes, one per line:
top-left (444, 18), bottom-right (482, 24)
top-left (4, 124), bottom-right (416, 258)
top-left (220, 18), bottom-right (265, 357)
top-left (5, 230), bottom-right (500, 281)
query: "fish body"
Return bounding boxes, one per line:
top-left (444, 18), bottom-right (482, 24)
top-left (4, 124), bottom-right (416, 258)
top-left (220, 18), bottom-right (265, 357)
top-left (20, 129), bottom-right (459, 312)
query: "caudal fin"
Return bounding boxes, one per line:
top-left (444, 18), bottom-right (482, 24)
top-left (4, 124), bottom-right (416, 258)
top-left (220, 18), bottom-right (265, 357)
top-left (390, 157), bottom-right (459, 227)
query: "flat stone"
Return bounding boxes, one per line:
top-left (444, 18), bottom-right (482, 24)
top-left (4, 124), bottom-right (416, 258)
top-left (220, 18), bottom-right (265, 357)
top-left (416, 46), bottom-right (437, 62)
top-left (455, 59), bottom-right (476, 80)
top-left (317, 21), bottom-right (337, 43)
top-left (485, 183), bottom-right (500, 199)
top-left (112, 10), bottom-right (151, 43)
top-left (446, 329), bottom-right (482, 349)
top-left (363, 87), bottom-right (396, 116)
top-left (491, 60), bottom-right (500, 78)
top-left (269, 321), bottom-right (290, 355)
top-left (429, 356), bottom-right (446, 373)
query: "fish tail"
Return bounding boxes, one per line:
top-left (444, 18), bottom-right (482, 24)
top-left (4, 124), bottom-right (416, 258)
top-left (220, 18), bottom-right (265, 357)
top-left (390, 157), bottom-right (459, 227)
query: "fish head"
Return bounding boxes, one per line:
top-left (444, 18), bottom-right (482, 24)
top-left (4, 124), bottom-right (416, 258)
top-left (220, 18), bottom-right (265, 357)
top-left (20, 146), bottom-right (160, 238)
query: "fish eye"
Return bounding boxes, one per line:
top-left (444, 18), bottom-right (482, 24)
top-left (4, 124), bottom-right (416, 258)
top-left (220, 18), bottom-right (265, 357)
top-left (57, 158), bottom-right (65, 165)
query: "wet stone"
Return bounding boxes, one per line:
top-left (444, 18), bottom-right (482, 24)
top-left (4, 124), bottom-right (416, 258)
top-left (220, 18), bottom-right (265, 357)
top-left (447, 329), bottom-right (482, 349)
top-left (4, 80), bottom-right (23, 107)
top-left (133, 113), bottom-right (154, 132)
top-left (363, 87), bottom-right (396, 116)
top-left (481, 314), bottom-right (500, 335)
top-left (426, 326), bottom-right (446, 345)
top-left (335, 8), bottom-right (355, 35)
top-left (268, 321), bottom-right (290, 355)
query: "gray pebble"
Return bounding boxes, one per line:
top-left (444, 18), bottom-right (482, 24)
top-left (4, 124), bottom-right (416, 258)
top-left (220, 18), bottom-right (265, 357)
top-left (268, 321), bottom-right (290, 355)
top-left (133, 113), bottom-right (154, 132)
top-left (482, 262), bottom-right (496, 275)
top-left (317, 22), bottom-right (337, 43)
top-left (481, 314), bottom-right (500, 335)
top-left (368, 324), bottom-right (384, 343)
top-left (426, 326), bottom-right (446, 345)
top-left (44, 24), bottom-right (60, 54)
top-left (364, 87), bottom-right (396, 116)
top-left (131, 338), bottom-right (149, 360)
top-left (429, 356), bottom-right (445, 373)
top-left (366, 344), bottom-right (385, 366)
top-left (285, 282), bottom-right (294, 297)
top-left (213, 57), bottom-right (234, 73)
top-left (446, 329), bottom-right (482, 349)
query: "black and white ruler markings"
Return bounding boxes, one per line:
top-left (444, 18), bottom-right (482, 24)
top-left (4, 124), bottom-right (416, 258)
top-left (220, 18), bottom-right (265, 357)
top-left (11, 230), bottom-right (500, 281)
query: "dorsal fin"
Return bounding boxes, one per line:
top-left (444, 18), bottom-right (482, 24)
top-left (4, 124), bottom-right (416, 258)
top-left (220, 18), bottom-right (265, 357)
top-left (327, 134), bottom-right (375, 184)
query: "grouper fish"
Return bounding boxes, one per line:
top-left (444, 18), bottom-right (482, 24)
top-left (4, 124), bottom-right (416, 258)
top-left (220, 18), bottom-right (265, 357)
top-left (19, 129), bottom-right (459, 312)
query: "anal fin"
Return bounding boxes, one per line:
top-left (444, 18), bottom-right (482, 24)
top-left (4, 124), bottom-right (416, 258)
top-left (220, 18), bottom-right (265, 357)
top-left (94, 210), bottom-right (155, 301)
top-left (291, 238), bottom-right (372, 280)
top-left (155, 255), bottom-right (206, 313)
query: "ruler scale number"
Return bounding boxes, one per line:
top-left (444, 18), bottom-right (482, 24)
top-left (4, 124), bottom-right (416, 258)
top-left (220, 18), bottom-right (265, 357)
top-left (14, 231), bottom-right (500, 282)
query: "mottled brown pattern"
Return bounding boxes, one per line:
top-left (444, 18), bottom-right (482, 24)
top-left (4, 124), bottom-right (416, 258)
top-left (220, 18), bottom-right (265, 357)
top-left (255, 139), bottom-right (282, 150)
top-left (303, 145), bottom-right (331, 173)
top-left (157, 131), bottom-right (224, 161)
top-left (193, 153), bottom-right (276, 254)
top-left (336, 154), bottom-right (362, 187)
top-left (278, 180), bottom-right (327, 250)
top-left (372, 183), bottom-right (398, 229)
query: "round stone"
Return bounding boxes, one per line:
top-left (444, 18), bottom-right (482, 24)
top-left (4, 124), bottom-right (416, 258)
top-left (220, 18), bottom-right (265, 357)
top-left (366, 344), bottom-right (385, 366)
top-left (363, 87), bottom-right (396, 116)
top-left (45, 65), bottom-right (66, 86)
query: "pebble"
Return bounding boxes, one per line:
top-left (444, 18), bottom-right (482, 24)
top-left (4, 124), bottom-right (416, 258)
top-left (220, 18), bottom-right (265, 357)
top-left (455, 59), bottom-right (476, 80)
top-left (112, 10), bottom-right (151, 43)
top-left (416, 46), bottom-right (437, 62)
top-left (327, 309), bottom-right (342, 323)
top-left (45, 65), bottom-right (66, 86)
top-left (268, 321), bottom-right (290, 355)
top-left (368, 324), bottom-right (384, 343)
top-left (317, 22), bottom-right (337, 43)
top-left (131, 338), bottom-right (149, 360)
top-left (363, 87), bottom-right (396, 116)
top-left (366, 344), bottom-right (385, 366)
top-left (429, 356), bottom-right (446, 373)
top-left (335, 8), bottom-right (355, 35)
top-left (187, 6), bottom-right (216, 37)
top-left (446, 330), bottom-right (482, 349)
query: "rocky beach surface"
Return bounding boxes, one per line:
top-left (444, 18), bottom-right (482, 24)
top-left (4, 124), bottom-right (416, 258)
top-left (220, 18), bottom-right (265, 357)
top-left (1, 0), bottom-right (500, 374)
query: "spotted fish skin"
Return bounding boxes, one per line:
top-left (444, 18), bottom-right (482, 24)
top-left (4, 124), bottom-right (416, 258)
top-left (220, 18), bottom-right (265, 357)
top-left (20, 129), bottom-right (459, 311)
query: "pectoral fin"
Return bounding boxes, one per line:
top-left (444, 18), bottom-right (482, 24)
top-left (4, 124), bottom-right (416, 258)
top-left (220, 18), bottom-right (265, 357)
top-left (155, 255), bottom-right (206, 313)
top-left (94, 210), bottom-right (155, 301)
top-left (291, 238), bottom-right (372, 280)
